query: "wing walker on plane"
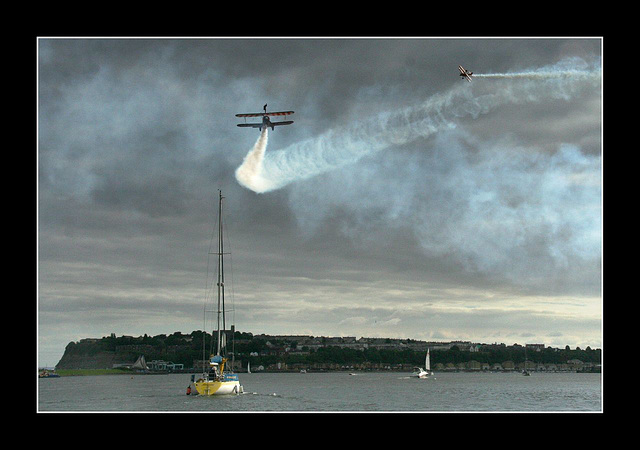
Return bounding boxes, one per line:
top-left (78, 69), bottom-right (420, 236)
top-left (236, 104), bottom-right (294, 131)
top-left (459, 65), bottom-right (473, 82)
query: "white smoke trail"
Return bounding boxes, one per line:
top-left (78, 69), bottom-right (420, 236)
top-left (474, 71), bottom-right (590, 79)
top-left (235, 127), bottom-right (272, 193)
top-left (235, 58), bottom-right (600, 194)
top-left (474, 69), bottom-right (593, 80)
top-left (474, 56), bottom-right (598, 80)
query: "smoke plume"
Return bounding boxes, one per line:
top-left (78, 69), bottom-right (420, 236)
top-left (234, 58), bottom-right (600, 194)
top-left (235, 127), bottom-right (271, 193)
top-left (474, 61), bottom-right (595, 80)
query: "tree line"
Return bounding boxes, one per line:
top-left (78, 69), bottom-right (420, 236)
top-left (59, 331), bottom-right (601, 369)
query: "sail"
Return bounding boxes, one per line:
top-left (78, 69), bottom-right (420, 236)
top-left (425, 349), bottom-right (431, 371)
top-left (132, 355), bottom-right (148, 370)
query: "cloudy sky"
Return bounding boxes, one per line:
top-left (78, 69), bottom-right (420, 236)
top-left (37, 37), bottom-right (602, 367)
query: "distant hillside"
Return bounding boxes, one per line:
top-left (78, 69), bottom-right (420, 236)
top-left (56, 331), bottom-right (209, 370)
top-left (56, 331), bottom-right (602, 371)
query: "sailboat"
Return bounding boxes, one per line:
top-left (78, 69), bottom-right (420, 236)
top-left (412, 348), bottom-right (433, 378)
top-left (132, 355), bottom-right (148, 371)
top-left (192, 190), bottom-right (243, 396)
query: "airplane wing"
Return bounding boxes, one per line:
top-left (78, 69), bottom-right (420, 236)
top-left (237, 123), bottom-right (263, 128)
top-left (236, 113), bottom-right (264, 118)
top-left (264, 111), bottom-right (294, 117)
top-left (271, 120), bottom-right (294, 126)
top-left (236, 111), bottom-right (294, 117)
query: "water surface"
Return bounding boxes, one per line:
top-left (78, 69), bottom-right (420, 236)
top-left (38, 371), bottom-right (601, 412)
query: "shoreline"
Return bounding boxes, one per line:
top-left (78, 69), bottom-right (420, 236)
top-left (43, 368), bottom-right (600, 377)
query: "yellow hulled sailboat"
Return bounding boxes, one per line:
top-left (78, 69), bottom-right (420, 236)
top-left (191, 190), bottom-right (243, 396)
top-left (194, 355), bottom-right (242, 395)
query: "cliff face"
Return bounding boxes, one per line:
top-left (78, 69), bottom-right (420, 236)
top-left (55, 351), bottom-right (132, 370)
top-left (54, 337), bottom-right (194, 370)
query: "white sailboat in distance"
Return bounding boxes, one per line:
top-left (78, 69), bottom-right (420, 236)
top-left (412, 348), bottom-right (433, 378)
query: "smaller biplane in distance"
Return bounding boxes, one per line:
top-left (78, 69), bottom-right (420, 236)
top-left (236, 104), bottom-right (294, 131)
top-left (458, 65), bottom-right (473, 82)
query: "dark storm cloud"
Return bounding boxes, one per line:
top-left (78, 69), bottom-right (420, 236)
top-left (38, 38), bottom-right (602, 366)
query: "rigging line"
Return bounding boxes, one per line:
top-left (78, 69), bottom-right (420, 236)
top-left (202, 201), bottom-right (218, 370)
top-left (222, 204), bottom-right (237, 370)
top-left (222, 200), bottom-right (236, 329)
top-left (206, 194), bottom-right (222, 361)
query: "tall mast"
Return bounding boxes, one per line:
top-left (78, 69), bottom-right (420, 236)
top-left (216, 190), bottom-right (225, 356)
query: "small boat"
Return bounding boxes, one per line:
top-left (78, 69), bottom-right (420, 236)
top-left (38, 369), bottom-right (60, 378)
top-left (300, 369), bottom-right (307, 374)
top-left (191, 191), bottom-right (243, 396)
top-left (412, 348), bottom-right (433, 378)
top-left (132, 355), bottom-right (148, 372)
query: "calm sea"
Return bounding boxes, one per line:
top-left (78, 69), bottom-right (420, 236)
top-left (38, 371), bottom-right (602, 412)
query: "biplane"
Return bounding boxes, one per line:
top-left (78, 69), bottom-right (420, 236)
top-left (458, 65), bottom-right (473, 82)
top-left (236, 104), bottom-right (294, 131)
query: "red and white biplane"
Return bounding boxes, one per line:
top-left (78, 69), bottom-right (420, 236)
top-left (236, 104), bottom-right (294, 131)
top-left (458, 65), bottom-right (473, 82)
